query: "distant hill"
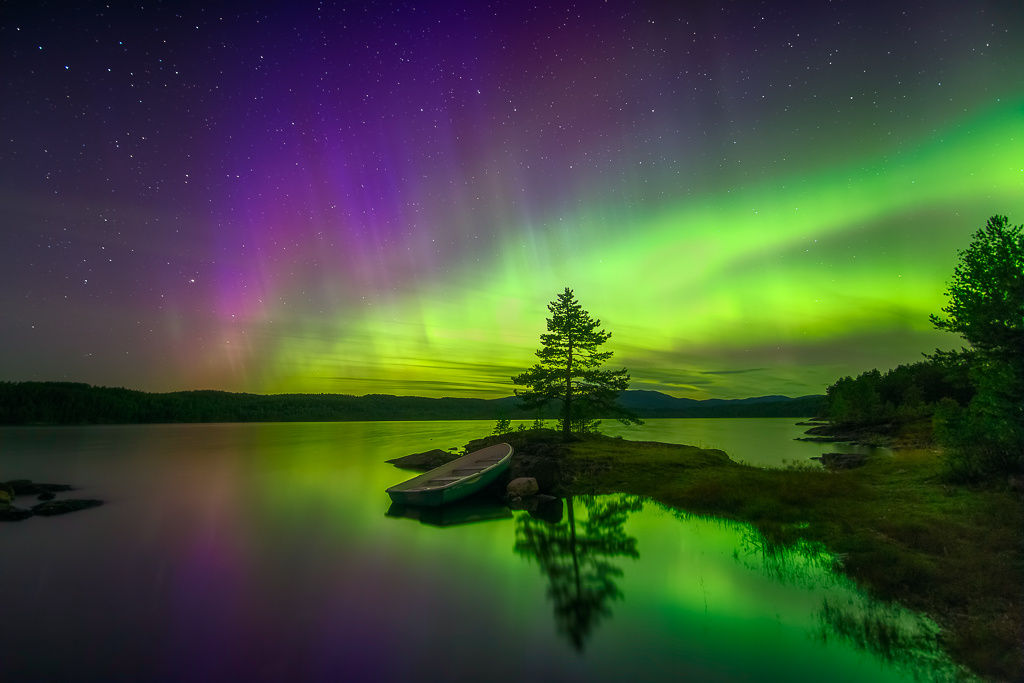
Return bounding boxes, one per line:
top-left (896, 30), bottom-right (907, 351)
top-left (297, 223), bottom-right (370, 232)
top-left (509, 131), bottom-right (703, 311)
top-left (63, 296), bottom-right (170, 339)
top-left (616, 391), bottom-right (825, 417)
top-left (0, 381), bottom-right (824, 425)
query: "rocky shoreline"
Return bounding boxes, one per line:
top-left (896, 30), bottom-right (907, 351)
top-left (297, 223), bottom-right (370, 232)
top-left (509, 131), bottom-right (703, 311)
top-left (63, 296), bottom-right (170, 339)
top-left (0, 480), bottom-right (103, 522)
top-left (796, 417), bottom-right (936, 450)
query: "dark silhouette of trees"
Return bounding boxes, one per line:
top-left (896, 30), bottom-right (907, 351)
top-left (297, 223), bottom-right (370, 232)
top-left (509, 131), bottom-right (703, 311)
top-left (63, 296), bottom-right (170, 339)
top-left (929, 215), bottom-right (1024, 479)
top-left (824, 359), bottom-right (972, 425)
top-left (512, 288), bottom-right (640, 439)
top-left (0, 381), bottom-right (819, 425)
top-left (823, 215), bottom-right (1023, 479)
top-left (514, 495), bottom-right (642, 651)
top-left (930, 215), bottom-right (1023, 359)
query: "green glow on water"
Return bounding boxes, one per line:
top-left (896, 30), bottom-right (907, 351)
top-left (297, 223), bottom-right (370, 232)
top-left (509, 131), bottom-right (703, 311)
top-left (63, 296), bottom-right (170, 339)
top-left (0, 422), bottom-right (970, 680)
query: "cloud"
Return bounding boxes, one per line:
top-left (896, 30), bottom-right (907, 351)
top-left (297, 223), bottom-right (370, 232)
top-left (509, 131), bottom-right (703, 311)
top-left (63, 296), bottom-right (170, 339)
top-left (700, 368), bottom-right (767, 375)
top-left (322, 376), bottom-right (503, 396)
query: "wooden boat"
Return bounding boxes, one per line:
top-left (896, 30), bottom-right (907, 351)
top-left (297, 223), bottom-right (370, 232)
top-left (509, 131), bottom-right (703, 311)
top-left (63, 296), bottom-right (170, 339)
top-left (386, 442), bottom-right (513, 507)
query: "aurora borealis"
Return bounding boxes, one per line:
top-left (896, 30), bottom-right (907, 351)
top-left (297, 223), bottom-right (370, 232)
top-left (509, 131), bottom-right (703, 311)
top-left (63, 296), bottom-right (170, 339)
top-left (2, 2), bottom-right (1022, 398)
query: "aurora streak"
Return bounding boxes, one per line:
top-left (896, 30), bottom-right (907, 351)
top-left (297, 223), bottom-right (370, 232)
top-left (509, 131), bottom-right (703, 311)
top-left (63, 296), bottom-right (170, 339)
top-left (2, 2), bottom-right (1022, 398)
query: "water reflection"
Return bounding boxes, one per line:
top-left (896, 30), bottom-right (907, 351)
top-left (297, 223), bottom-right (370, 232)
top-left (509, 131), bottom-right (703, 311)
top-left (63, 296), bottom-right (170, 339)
top-left (733, 526), bottom-right (837, 588)
top-left (386, 498), bottom-right (513, 527)
top-left (2, 423), bottom-right (971, 681)
top-left (699, 508), bottom-right (963, 680)
top-left (515, 494), bottom-right (643, 651)
top-left (517, 497), bottom-right (963, 678)
top-left (815, 598), bottom-right (963, 679)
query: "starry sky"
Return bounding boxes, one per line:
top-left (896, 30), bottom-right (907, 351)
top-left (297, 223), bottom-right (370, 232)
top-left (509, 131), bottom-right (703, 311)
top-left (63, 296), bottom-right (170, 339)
top-left (2, 1), bottom-right (1022, 399)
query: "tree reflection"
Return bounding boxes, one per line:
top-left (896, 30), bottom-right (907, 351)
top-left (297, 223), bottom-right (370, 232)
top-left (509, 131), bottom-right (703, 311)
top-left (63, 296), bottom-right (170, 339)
top-left (514, 494), bottom-right (642, 651)
top-left (815, 598), bottom-right (958, 678)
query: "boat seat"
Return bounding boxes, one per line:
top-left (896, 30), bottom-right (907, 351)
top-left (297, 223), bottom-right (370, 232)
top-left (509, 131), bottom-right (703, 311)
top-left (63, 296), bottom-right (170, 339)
top-left (427, 477), bottom-right (462, 484)
top-left (451, 468), bottom-right (484, 475)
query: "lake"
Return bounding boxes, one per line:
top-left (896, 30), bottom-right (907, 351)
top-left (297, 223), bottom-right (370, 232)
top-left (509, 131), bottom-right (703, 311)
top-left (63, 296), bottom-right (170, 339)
top-left (0, 419), bottom-right (964, 681)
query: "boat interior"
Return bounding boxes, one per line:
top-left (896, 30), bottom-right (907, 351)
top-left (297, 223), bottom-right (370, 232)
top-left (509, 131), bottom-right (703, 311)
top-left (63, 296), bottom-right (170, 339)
top-left (389, 444), bottom-right (511, 491)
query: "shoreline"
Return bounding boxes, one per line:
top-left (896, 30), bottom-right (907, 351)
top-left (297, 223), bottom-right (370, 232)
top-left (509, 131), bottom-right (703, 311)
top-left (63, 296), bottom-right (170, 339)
top-left (456, 429), bottom-right (1022, 681)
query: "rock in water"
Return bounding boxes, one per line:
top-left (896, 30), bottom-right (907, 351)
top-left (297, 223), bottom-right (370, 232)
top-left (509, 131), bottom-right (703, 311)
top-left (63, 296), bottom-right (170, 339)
top-left (31, 499), bottom-right (103, 516)
top-left (507, 477), bottom-right (539, 498)
top-left (0, 507), bottom-right (34, 522)
top-left (386, 449), bottom-right (457, 471)
top-left (1, 480), bottom-right (74, 495)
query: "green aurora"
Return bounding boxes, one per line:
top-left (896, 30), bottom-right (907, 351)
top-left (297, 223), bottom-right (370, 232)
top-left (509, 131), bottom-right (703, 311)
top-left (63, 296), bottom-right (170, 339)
top-left (253, 101), bottom-right (1023, 398)
top-left (3, 3), bottom-right (1023, 398)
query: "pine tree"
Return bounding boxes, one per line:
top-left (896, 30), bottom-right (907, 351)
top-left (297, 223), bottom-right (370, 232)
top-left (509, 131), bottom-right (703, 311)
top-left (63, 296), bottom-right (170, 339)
top-left (512, 288), bottom-right (640, 439)
top-left (930, 214), bottom-right (1024, 478)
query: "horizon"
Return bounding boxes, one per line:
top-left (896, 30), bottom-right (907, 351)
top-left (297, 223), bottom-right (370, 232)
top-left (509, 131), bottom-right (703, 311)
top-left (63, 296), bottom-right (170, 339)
top-left (0, 378), bottom-right (824, 402)
top-left (3, 2), bottom-right (1021, 398)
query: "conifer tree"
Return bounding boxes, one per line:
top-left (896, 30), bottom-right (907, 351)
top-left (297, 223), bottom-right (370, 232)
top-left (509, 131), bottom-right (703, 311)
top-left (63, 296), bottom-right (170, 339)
top-left (930, 215), bottom-right (1024, 478)
top-left (512, 288), bottom-right (640, 439)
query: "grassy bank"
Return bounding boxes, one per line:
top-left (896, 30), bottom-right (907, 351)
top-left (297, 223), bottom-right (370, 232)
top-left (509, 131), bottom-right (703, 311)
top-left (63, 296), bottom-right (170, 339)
top-left (483, 430), bottom-right (1023, 680)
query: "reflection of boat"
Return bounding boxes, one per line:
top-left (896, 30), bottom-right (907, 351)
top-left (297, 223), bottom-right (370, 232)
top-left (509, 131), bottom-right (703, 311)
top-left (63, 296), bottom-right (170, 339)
top-left (386, 443), bottom-right (513, 506)
top-left (386, 497), bottom-right (513, 527)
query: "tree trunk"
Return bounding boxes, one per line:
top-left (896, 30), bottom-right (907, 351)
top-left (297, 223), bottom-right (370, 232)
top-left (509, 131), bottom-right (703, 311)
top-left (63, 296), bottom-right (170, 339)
top-left (567, 496), bottom-right (580, 598)
top-left (563, 337), bottom-right (573, 440)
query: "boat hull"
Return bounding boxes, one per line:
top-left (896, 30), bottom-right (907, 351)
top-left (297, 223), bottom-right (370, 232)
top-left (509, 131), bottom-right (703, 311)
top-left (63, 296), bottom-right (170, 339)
top-left (386, 443), bottom-right (513, 507)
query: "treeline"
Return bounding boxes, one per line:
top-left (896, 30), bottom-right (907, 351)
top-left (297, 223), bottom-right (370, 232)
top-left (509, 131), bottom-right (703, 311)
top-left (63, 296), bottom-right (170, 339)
top-left (0, 381), bottom-right (822, 425)
top-left (822, 215), bottom-right (1022, 480)
top-left (0, 382), bottom-right (539, 424)
top-left (824, 358), bottom-right (973, 426)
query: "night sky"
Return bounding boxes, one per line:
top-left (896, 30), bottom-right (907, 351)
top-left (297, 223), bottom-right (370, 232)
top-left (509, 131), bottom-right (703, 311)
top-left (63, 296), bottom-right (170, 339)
top-left (2, 1), bottom-right (1022, 399)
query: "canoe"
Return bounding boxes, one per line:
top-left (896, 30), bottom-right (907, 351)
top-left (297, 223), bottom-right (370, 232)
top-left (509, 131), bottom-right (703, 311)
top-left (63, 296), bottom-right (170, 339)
top-left (386, 442), bottom-right (513, 507)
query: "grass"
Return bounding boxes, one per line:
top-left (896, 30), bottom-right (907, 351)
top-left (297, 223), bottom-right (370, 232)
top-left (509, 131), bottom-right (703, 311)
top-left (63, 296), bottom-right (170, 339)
top-left (543, 433), bottom-right (1024, 681)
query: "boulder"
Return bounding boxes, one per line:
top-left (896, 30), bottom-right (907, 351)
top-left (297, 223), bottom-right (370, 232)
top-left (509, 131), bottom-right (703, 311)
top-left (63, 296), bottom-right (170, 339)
top-left (386, 449), bottom-right (457, 471)
top-left (0, 506), bottom-right (33, 522)
top-left (507, 477), bottom-right (539, 498)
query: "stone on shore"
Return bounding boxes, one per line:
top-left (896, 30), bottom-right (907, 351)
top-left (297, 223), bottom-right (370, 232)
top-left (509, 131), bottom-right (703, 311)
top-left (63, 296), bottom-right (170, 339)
top-left (507, 477), bottom-right (539, 498)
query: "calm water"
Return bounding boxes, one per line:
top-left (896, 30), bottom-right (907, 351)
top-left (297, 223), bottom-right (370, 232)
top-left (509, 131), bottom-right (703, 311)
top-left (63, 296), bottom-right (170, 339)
top-left (0, 420), bottom-right (962, 682)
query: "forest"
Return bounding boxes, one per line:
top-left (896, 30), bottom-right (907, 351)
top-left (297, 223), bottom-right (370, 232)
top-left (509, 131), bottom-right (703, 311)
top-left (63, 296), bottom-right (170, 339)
top-left (823, 358), bottom-right (972, 426)
top-left (823, 215), bottom-right (1022, 480)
